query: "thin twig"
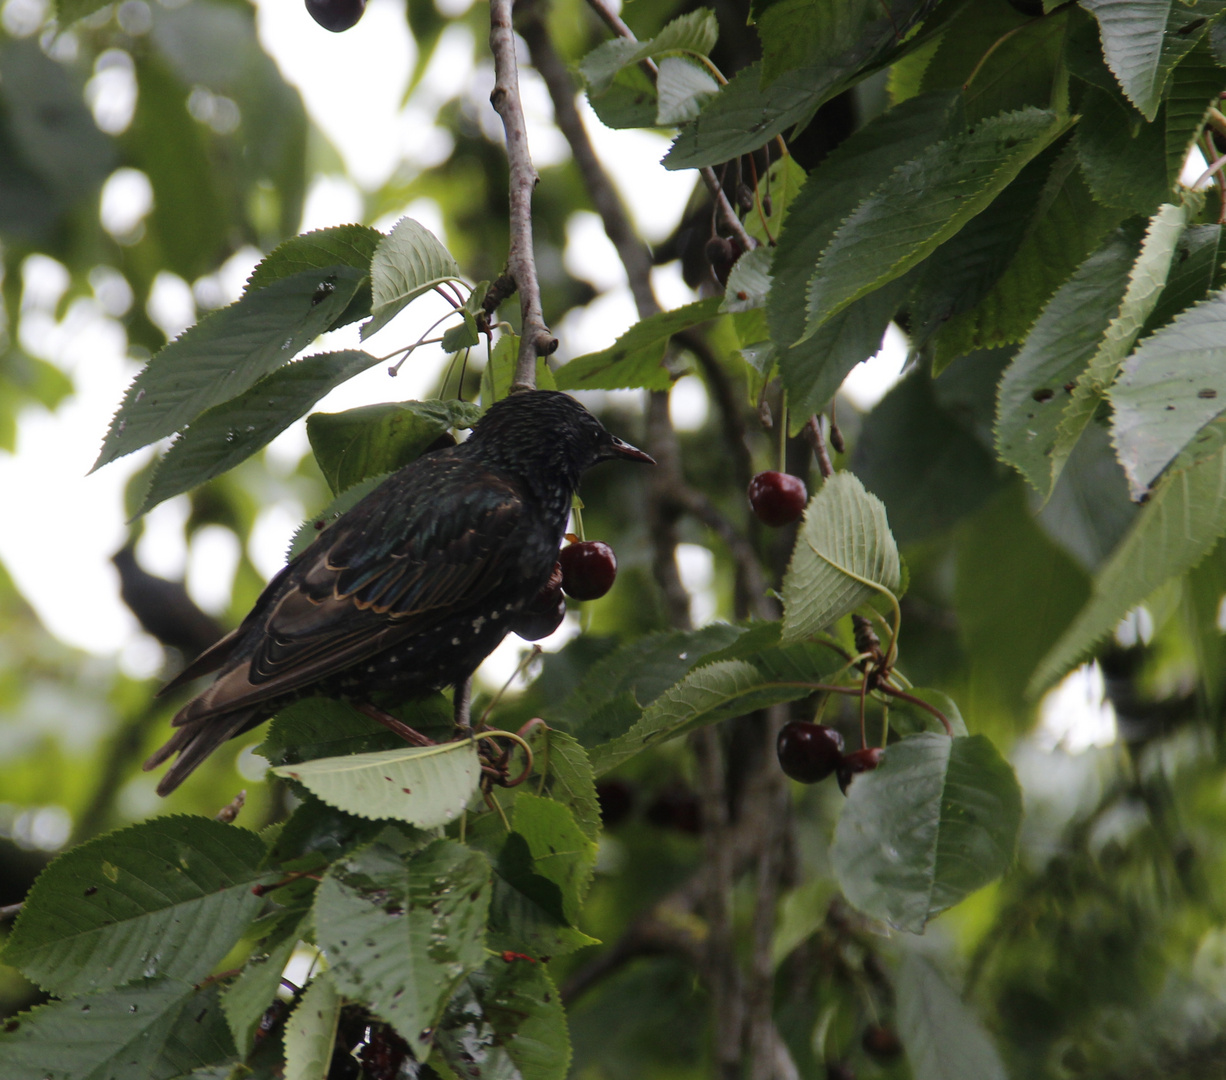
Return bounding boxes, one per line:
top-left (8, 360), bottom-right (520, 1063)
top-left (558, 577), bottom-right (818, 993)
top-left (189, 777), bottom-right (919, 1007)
top-left (583, 0), bottom-right (756, 253)
top-left (0, 902), bottom-right (22, 921)
top-left (488, 0), bottom-right (556, 391)
top-left (805, 415), bottom-right (835, 480)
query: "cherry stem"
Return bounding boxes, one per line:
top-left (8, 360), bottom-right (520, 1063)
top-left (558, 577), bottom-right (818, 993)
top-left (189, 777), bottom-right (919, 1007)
top-left (880, 685), bottom-right (953, 736)
top-left (251, 869), bottom-right (322, 897)
top-left (479, 645), bottom-right (543, 726)
top-left (476, 729), bottom-right (536, 787)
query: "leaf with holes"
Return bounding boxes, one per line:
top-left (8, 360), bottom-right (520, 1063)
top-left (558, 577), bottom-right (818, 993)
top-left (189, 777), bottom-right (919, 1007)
top-left (93, 266), bottom-right (366, 470)
top-left (314, 839), bottom-right (490, 1060)
top-left (1111, 292), bottom-right (1226, 498)
top-left (996, 224), bottom-right (1143, 494)
top-left (136, 349), bottom-right (382, 515)
top-left (272, 739), bottom-right (480, 828)
top-left (781, 472), bottom-right (902, 643)
top-left (831, 734), bottom-right (1022, 932)
top-left (3, 816), bottom-right (268, 997)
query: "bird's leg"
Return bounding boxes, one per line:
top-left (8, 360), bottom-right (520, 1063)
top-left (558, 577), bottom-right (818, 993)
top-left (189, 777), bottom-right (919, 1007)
top-left (454, 676), bottom-right (473, 732)
top-left (354, 703), bottom-right (436, 747)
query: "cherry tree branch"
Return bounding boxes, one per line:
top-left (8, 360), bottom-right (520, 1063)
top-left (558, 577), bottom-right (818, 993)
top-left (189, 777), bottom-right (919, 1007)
top-left (488, 0), bottom-right (556, 391)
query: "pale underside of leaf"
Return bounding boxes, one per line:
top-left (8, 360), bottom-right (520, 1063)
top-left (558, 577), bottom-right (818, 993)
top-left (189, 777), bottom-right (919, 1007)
top-left (1111, 291), bottom-right (1226, 498)
top-left (1051, 202), bottom-right (1187, 491)
top-left (273, 739), bottom-right (480, 828)
top-left (781, 472), bottom-right (902, 643)
top-left (363, 217), bottom-right (461, 339)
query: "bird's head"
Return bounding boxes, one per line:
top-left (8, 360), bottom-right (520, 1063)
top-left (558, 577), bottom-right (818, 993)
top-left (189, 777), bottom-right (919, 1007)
top-left (471, 390), bottom-right (654, 484)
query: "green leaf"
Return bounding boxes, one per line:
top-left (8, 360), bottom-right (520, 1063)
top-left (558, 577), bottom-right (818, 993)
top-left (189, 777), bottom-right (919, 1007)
top-left (802, 108), bottom-right (1067, 337)
top-left (656, 56), bottom-right (721, 126)
top-left (589, 659), bottom-right (818, 776)
top-left (1080, 0), bottom-right (1226, 121)
top-left (1111, 292), bottom-right (1226, 498)
top-left (1075, 87), bottom-right (1169, 214)
top-left (918, 0), bottom-right (1069, 121)
top-left (440, 310), bottom-right (480, 352)
top-left (434, 959), bottom-right (571, 1080)
top-left (665, 0), bottom-right (938, 169)
top-left (284, 972), bottom-right (342, 1080)
top-left (996, 224), bottom-right (1144, 494)
top-left (1142, 223), bottom-right (1221, 335)
top-left (221, 913), bottom-right (305, 1055)
top-left (314, 839), bottom-right (490, 1058)
top-left (554, 298), bottom-right (721, 392)
top-left (1030, 418), bottom-right (1226, 693)
top-left (93, 267), bottom-right (366, 470)
top-left (136, 349), bottom-right (382, 516)
top-left (510, 793), bottom-right (598, 926)
top-left (830, 734), bottom-right (1022, 932)
top-left (777, 278), bottom-right (910, 420)
top-left (362, 217), bottom-right (461, 339)
top-left (1053, 202), bottom-right (1188, 489)
top-left (480, 333), bottom-right (519, 406)
top-left (480, 802), bottom-right (601, 958)
top-left (0, 979), bottom-right (235, 1080)
top-left (586, 63), bottom-right (658, 130)
top-left (896, 954), bottom-right (1008, 1080)
top-left (580, 9), bottom-right (718, 93)
top-left (933, 145), bottom-right (1126, 365)
top-left (307, 398), bottom-right (482, 496)
top-left (767, 90), bottom-right (964, 350)
top-left (525, 727), bottom-right (602, 842)
top-left (1165, 40), bottom-right (1226, 188)
top-left (54, 0), bottom-right (112, 23)
top-left (557, 624), bottom-right (745, 745)
top-left (246, 224), bottom-right (382, 331)
top-left (781, 472), bottom-right (902, 643)
top-left (3, 816), bottom-right (267, 997)
top-left (853, 367), bottom-right (1004, 543)
top-left (953, 484), bottom-right (1091, 721)
top-left (259, 696), bottom-right (455, 767)
top-left (272, 739), bottom-right (481, 829)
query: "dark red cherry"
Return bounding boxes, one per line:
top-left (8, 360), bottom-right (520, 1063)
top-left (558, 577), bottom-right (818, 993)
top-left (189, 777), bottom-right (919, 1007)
top-left (837, 747), bottom-right (884, 793)
top-left (305, 0), bottom-right (366, 33)
top-left (559, 541), bottom-right (617, 601)
top-left (513, 563), bottom-right (566, 640)
top-left (748, 471), bottom-right (807, 527)
top-left (776, 721), bottom-right (844, 784)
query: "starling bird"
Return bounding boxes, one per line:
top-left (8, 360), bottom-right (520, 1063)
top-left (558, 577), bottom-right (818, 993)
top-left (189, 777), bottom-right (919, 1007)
top-left (144, 390), bottom-right (653, 795)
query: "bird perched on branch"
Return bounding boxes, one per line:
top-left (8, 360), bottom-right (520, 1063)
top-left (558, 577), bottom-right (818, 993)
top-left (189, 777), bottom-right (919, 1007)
top-left (145, 390), bottom-right (653, 795)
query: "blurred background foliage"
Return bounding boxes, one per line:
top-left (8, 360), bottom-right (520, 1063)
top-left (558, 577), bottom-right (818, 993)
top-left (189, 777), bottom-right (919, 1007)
top-left (3, 0), bottom-right (1226, 1077)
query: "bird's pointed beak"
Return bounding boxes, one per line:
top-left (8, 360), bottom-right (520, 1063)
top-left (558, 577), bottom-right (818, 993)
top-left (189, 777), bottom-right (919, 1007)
top-left (607, 434), bottom-right (655, 465)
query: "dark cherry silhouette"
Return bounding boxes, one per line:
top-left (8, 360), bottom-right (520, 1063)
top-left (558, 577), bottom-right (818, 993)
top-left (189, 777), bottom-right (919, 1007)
top-left (305, 0), bottom-right (366, 32)
top-left (559, 540), bottom-right (617, 601)
top-left (748, 470), bottom-right (807, 526)
top-left (776, 721), bottom-right (844, 783)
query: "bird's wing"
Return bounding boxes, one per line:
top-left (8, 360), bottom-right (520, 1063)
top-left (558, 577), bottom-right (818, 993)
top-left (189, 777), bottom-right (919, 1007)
top-left (176, 466), bottom-right (531, 721)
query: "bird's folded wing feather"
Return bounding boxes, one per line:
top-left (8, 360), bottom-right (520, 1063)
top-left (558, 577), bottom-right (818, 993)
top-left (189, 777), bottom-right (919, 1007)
top-left (175, 470), bottom-right (529, 721)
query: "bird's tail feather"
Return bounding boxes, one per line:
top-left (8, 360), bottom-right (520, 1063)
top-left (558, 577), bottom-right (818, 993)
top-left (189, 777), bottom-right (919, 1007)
top-left (144, 707), bottom-right (263, 796)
